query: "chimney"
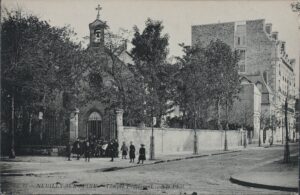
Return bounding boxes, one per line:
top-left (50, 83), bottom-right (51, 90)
top-left (281, 41), bottom-right (286, 53)
top-left (272, 32), bottom-right (278, 40)
top-left (265, 23), bottom-right (272, 34)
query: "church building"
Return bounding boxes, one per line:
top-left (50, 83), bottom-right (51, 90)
top-left (65, 5), bottom-right (132, 144)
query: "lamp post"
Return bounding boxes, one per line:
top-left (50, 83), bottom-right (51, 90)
top-left (283, 96), bottom-right (290, 163)
top-left (258, 130), bottom-right (261, 146)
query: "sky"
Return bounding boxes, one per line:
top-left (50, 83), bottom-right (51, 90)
top-left (3, 0), bottom-right (300, 89)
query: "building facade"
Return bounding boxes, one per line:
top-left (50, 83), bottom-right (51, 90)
top-left (192, 19), bottom-right (297, 143)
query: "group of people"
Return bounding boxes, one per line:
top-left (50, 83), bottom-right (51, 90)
top-left (120, 141), bottom-right (146, 164)
top-left (70, 138), bottom-right (94, 162)
top-left (68, 138), bottom-right (146, 164)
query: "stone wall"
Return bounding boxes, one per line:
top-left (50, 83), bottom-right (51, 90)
top-left (120, 127), bottom-right (243, 156)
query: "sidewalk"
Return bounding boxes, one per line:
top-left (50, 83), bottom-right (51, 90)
top-left (0, 149), bottom-right (242, 176)
top-left (230, 152), bottom-right (298, 192)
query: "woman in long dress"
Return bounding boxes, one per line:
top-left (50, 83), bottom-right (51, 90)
top-left (137, 144), bottom-right (146, 164)
top-left (129, 141), bottom-right (135, 163)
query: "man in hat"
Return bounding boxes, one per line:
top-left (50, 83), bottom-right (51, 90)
top-left (73, 138), bottom-right (81, 160)
top-left (129, 141), bottom-right (135, 163)
top-left (137, 144), bottom-right (146, 164)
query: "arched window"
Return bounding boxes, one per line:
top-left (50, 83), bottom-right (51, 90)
top-left (88, 112), bottom-right (102, 121)
top-left (87, 111), bottom-right (102, 139)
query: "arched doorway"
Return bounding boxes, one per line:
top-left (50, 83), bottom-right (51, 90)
top-left (86, 111), bottom-right (102, 139)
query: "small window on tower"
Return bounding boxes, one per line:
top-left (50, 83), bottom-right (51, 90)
top-left (95, 29), bottom-right (101, 38)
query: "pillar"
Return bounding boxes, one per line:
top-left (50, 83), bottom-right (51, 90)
top-left (69, 108), bottom-right (79, 143)
top-left (116, 109), bottom-right (124, 150)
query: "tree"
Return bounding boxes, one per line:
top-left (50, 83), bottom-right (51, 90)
top-left (204, 40), bottom-right (240, 150)
top-left (1, 10), bottom-right (86, 157)
top-left (130, 18), bottom-right (171, 159)
top-left (174, 44), bottom-right (210, 154)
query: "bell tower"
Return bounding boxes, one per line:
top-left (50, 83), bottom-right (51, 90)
top-left (89, 4), bottom-right (107, 49)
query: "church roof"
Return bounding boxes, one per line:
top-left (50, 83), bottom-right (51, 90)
top-left (89, 19), bottom-right (108, 29)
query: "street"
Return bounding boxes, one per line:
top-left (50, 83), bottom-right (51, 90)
top-left (0, 144), bottom-right (298, 195)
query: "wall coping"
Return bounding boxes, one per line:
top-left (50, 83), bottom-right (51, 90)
top-left (123, 126), bottom-right (240, 132)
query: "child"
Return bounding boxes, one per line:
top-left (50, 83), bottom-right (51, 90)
top-left (137, 144), bottom-right (146, 164)
top-left (120, 142), bottom-right (128, 159)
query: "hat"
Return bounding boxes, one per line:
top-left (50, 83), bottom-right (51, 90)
top-left (141, 144), bottom-right (145, 146)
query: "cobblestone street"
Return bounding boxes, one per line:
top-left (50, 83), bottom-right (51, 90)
top-left (1, 144), bottom-right (297, 194)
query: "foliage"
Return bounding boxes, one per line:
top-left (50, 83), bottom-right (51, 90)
top-left (174, 40), bottom-right (240, 129)
top-left (1, 10), bottom-right (87, 148)
top-left (130, 18), bottom-right (175, 127)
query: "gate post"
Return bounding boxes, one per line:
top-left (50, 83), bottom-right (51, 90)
top-left (116, 109), bottom-right (124, 151)
top-left (69, 108), bottom-right (79, 143)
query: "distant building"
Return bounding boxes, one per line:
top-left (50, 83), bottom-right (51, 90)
top-left (192, 19), bottom-right (296, 143)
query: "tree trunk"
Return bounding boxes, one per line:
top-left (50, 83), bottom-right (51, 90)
top-left (224, 100), bottom-right (228, 151)
top-left (9, 95), bottom-right (16, 159)
top-left (217, 98), bottom-right (222, 130)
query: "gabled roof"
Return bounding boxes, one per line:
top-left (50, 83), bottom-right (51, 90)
top-left (241, 73), bottom-right (273, 104)
top-left (89, 19), bottom-right (108, 29)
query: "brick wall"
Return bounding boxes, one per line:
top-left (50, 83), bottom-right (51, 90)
top-left (245, 20), bottom-right (276, 90)
top-left (192, 22), bottom-right (235, 48)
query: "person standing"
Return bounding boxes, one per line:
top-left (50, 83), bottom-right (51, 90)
top-left (120, 142), bottom-right (128, 159)
top-left (129, 141), bottom-right (135, 163)
top-left (137, 144), bottom-right (146, 164)
top-left (108, 140), bottom-right (115, 162)
top-left (66, 142), bottom-right (72, 161)
top-left (113, 139), bottom-right (119, 158)
top-left (73, 138), bottom-right (81, 160)
top-left (84, 140), bottom-right (91, 162)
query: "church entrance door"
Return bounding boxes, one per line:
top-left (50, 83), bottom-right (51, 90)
top-left (87, 112), bottom-right (102, 139)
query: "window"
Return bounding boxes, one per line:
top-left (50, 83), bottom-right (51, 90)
top-left (235, 24), bottom-right (246, 47)
top-left (239, 50), bottom-right (246, 60)
top-left (89, 73), bottom-right (103, 88)
top-left (237, 49), bottom-right (246, 72)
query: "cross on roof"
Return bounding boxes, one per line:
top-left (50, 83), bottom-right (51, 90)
top-left (95, 4), bottom-right (102, 19)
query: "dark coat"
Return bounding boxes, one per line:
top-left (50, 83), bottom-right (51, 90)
top-left (84, 141), bottom-right (91, 156)
top-left (107, 143), bottom-right (114, 157)
top-left (129, 145), bottom-right (135, 159)
top-left (138, 147), bottom-right (146, 161)
top-left (113, 141), bottom-right (119, 157)
top-left (73, 141), bottom-right (81, 154)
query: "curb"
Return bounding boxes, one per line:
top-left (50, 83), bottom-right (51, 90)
top-left (229, 153), bottom-right (298, 193)
top-left (1, 150), bottom-right (242, 176)
top-left (230, 176), bottom-right (298, 192)
top-left (102, 150), bottom-right (242, 172)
